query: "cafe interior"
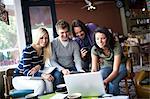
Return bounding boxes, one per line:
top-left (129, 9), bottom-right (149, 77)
top-left (0, 0), bottom-right (149, 99)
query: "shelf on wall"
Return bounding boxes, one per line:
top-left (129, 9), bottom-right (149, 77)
top-left (131, 31), bottom-right (150, 35)
top-left (131, 24), bottom-right (150, 27)
top-left (130, 17), bottom-right (150, 20)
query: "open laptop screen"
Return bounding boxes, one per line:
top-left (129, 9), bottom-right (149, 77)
top-left (64, 71), bottom-right (106, 97)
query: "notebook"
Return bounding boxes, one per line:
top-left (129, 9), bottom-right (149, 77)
top-left (63, 71), bottom-right (106, 97)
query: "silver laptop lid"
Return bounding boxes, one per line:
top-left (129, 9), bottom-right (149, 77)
top-left (64, 71), bottom-right (106, 97)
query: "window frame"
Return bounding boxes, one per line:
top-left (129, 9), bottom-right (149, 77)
top-left (21, 0), bottom-right (57, 45)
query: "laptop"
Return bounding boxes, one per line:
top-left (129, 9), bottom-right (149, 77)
top-left (63, 71), bottom-right (106, 97)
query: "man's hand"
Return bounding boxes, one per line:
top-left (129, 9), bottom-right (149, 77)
top-left (62, 69), bottom-right (70, 75)
top-left (91, 68), bottom-right (97, 72)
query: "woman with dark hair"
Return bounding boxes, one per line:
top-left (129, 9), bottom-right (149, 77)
top-left (91, 27), bottom-right (127, 95)
top-left (71, 19), bottom-right (97, 71)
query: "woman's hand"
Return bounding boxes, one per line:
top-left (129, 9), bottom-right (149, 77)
top-left (99, 58), bottom-right (103, 65)
top-left (42, 73), bottom-right (54, 81)
top-left (80, 48), bottom-right (88, 59)
top-left (104, 79), bottom-right (109, 86)
top-left (62, 69), bottom-right (70, 75)
top-left (104, 79), bottom-right (109, 92)
top-left (29, 65), bottom-right (41, 75)
top-left (34, 65), bottom-right (41, 71)
top-left (91, 53), bottom-right (99, 72)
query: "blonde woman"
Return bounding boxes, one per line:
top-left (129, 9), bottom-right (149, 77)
top-left (13, 27), bottom-right (54, 96)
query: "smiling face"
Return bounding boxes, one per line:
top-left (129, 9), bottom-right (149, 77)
top-left (38, 33), bottom-right (49, 47)
top-left (74, 27), bottom-right (86, 40)
top-left (57, 27), bottom-right (70, 41)
top-left (95, 32), bottom-right (107, 49)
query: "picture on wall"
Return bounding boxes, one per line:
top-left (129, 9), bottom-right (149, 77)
top-left (0, 10), bottom-right (9, 25)
top-left (0, 3), bottom-right (9, 25)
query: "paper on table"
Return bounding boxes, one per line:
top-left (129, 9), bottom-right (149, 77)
top-left (50, 93), bottom-right (68, 99)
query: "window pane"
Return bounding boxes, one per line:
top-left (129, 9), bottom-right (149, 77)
top-left (29, 6), bottom-right (54, 42)
top-left (0, 0), bottom-right (19, 67)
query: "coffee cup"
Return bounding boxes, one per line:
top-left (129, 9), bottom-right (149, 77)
top-left (67, 93), bottom-right (81, 99)
top-left (55, 84), bottom-right (67, 94)
top-left (56, 84), bottom-right (66, 89)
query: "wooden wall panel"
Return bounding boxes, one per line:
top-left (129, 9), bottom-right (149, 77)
top-left (55, 1), bottom-right (123, 34)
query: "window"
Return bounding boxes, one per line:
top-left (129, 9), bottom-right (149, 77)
top-left (0, 0), bottom-right (19, 68)
top-left (0, 0), bottom-right (57, 71)
top-left (29, 6), bottom-right (54, 42)
top-left (21, 0), bottom-right (57, 45)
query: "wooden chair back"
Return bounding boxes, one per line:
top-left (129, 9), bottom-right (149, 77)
top-left (123, 57), bottom-right (135, 97)
top-left (3, 68), bottom-right (15, 98)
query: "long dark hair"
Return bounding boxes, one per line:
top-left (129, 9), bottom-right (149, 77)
top-left (71, 19), bottom-right (89, 37)
top-left (94, 27), bottom-right (115, 50)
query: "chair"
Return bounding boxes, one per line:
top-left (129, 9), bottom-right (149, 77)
top-left (121, 57), bottom-right (136, 97)
top-left (121, 44), bottom-right (136, 96)
top-left (3, 68), bottom-right (34, 98)
top-left (135, 70), bottom-right (150, 98)
top-left (139, 43), bottom-right (150, 67)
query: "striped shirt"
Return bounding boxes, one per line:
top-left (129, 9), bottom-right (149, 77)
top-left (14, 45), bottom-right (44, 77)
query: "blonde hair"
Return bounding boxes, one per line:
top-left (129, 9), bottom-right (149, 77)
top-left (32, 27), bottom-right (52, 62)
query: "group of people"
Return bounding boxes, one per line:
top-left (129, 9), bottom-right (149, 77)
top-left (12, 19), bottom-right (127, 96)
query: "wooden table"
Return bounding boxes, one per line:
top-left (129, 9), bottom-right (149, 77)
top-left (39, 93), bottom-right (129, 99)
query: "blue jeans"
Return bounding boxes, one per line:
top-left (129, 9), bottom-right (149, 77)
top-left (100, 63), bottom-right (127, 95)
top-left (51, 69), bottom-right (64, 90)
top-left (51, 66), bottom-right (77, 90)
